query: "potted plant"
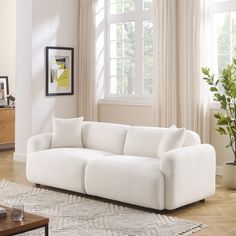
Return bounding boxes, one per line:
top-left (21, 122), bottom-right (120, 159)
top-left (202, 59), bottom-right (236, 189)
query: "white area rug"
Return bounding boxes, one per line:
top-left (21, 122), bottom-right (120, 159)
top-left (0, 180), bottom-right (206, 235)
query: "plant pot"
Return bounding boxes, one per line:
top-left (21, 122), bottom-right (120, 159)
top-left (223, 162), bottom-right (236, 189)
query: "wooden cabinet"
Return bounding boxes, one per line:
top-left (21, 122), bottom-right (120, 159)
top-left (0, 108), bottom-right (15, 145)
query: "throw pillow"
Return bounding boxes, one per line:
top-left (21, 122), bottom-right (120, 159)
top-left (51, 117), bottom-right (83, 148)
top-left (157, 125), bottom-right (186, 158)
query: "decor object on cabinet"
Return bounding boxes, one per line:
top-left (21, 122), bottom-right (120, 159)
top-left (0, 76), bottom-right (9, 107)
top-left (202, 59), bottom-right (236, 189)
top-left (46, 46), bottom-right (74, 96)
top-left (6, 94), bottom-right (15, 108)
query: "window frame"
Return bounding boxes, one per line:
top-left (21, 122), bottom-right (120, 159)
top-left (104, 0), bottom-right (154, 100)
top-left (211, 0), bottom-right (236, 14)
top-left (208, 0), bottom-right (236, 104)
top-left (210, 0), bottom-right (236, 74)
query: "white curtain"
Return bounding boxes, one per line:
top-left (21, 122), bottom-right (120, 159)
top-left (153, 0), bottom-right (210, 142)
top-left (177, 0), bottom-right (210, 142)
top-left (78, 0), bottom-right (98, 121)
top-left (153, 0), bottom-right (178, 127)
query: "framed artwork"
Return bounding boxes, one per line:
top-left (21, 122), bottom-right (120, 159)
top-left (0, 76), bottom-right (9, 106)
top-left (46, 46), bottom-right (74, 96)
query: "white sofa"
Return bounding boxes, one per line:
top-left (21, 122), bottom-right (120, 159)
top-left (26, 121), bottom-right (216, 210)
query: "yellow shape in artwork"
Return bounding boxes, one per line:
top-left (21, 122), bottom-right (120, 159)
top-left (56, 69), bottom-right (70, 88)
top-left (57, 62), bottom-right (65, 69)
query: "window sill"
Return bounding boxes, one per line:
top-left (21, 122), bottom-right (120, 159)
top-left (98, 98), bottom-right (153, 107)
top-left (98, 101), bottom-right (221, 109)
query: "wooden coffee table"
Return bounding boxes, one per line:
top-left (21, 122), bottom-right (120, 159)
top-left (0, 205), bottom-right (49, 236)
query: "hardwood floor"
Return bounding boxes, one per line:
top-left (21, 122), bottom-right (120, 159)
top-left (0, 150), bottom-right (236, 235)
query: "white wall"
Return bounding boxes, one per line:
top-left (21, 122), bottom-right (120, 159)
top-left (99, 103), bottom-right (153, 126)
top-left (15, 0), bottom-right (32, 161)
top-left (14, 0), bottom-right (79, 161)
top-left (31, 0), bottom-right (79, 134)
top-left (0, 0), bottom-right (16, 94)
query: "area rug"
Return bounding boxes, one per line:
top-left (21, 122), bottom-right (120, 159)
top-left (0, 180), bottom-right (206, 235)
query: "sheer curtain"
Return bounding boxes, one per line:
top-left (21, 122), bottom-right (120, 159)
top-left (153, 0), bottom-right (178, 127)
top-left (177, 0), bottom-right (209, 142)
top-left (78, 0), bottom-right (98, 121)
top-left (153, 0), bottom-right (210, 142)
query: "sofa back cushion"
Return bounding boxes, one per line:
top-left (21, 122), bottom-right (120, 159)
top-left (124, 126), bottom-right (201, 158)
top-left (124, 126), bottom-right (165, 158)
top-left (82, 122), bottom-right (130, 154)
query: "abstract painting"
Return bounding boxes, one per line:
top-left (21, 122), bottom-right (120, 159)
top-left (46, 46), bottom-right (74, 96)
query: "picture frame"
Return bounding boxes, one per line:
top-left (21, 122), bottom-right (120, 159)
top-left (0, 76), bottom-right (9, 107)
top-left (46, 46), bottom-right (74, 96)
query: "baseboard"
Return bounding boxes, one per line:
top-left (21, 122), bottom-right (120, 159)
top-left (13, 152), bottom-right (26, 162)
top-left (216, 165), bottom-right (223, 176)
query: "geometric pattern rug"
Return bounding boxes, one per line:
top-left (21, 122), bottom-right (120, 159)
top-left (0, 180), bottom-right (206, 236)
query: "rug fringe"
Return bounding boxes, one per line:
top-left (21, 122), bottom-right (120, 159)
top-left (178, 224), bottom-right (207, 235)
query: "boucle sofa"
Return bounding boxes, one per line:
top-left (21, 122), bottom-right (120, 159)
top-left (26, 121), bottom-right (216, 210)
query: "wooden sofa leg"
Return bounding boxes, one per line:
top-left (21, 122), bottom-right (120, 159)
top-left (35, 183), bottom-right (41, 188)
top-left (200, 199), bottom-right (205, 203)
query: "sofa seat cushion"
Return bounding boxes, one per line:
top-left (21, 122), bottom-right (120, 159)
top-left (26, 148), bottom-right (114, 193)
top-left (85, 155), bottom-right (165, 210)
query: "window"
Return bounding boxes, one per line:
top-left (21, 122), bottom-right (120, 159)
top-left (211, 0), bottom-right (236, 76)
top-left (96, 0), bottom-right (154, 100)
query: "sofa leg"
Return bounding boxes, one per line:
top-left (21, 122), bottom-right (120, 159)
top-left (200, 199), bottom-right (205, 203)
top-left (35, 183), bottom-right (41, 188)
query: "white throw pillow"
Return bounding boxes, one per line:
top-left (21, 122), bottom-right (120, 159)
top-left (51, 117), bottom-right (83, 148)
top-left (157, 125), bottom-right (186, 158)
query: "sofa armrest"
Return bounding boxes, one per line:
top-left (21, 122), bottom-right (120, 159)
top-left (160, 144), bottom-right (216, 210)
top-left (27, 133), bottom-right (52, 154)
